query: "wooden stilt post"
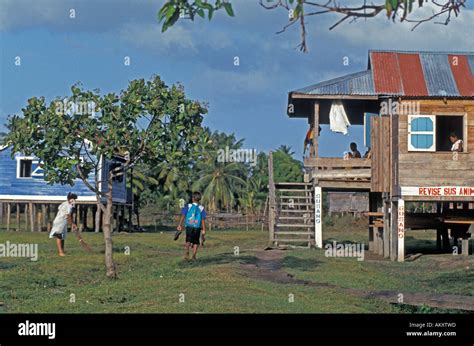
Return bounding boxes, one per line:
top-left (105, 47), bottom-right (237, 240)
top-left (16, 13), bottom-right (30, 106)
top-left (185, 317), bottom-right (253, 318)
top-left (77, 205), bottom-right (83, 232)
top-left (41, 204), bottom-right (47, 231)
top-left (383, 194), bottom-right (390, 258)
top-left (390, 200), bottom-right (397, 261)
top-left (462, 238), bottom-right (470, 256)
top-left (368, 193), bottom-right (375, 252)
top-left (29, 202), bottom-right (35, 232)
top-left (83, 205), bottom-right (88, 230)
top-left (6, 203), bottom-right (11, 232)
top-left (36, 204), bottom-right (43, 232)
top-left (377, 228), bottom-right (384, 256)
top-left (16, 203), bottom-right (20, 231)
top-left (24, 203), bottom-right (28, 230)
top-left (46, 204), bottom-right (51, 232)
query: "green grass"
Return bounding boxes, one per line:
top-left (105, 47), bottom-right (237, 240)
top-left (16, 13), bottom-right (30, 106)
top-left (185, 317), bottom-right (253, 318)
top-left (0, 220), bottom-right (472, 313)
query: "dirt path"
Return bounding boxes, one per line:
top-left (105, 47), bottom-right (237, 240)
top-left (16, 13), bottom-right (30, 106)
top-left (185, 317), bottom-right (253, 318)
top-left (239, 249), bottom-right (474, 311)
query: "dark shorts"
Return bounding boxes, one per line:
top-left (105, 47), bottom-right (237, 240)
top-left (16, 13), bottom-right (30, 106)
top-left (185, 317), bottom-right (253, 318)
top-left (52, 233), bottom-right (64, 240)
top-left (185, 227), bottom-right (201, 245)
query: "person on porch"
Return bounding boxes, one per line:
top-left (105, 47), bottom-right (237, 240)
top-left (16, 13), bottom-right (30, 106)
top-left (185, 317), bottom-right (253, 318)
top-left (348, 142), bottom-right (361, 158)
top-left (303, 125), bottom-right (321, 155)
top-left (449, 132), bottom-right (463, 152)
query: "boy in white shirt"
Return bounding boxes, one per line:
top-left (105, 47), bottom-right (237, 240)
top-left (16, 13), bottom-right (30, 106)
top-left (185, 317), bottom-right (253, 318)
top-left (49, 193), bottom-right (78, 256)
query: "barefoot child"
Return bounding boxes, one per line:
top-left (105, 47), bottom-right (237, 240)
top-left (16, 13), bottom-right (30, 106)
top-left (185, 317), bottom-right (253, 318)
top-left (49, 193), bottom-right (78, 256)
top-left (176, 192), bottom-right (206, 260)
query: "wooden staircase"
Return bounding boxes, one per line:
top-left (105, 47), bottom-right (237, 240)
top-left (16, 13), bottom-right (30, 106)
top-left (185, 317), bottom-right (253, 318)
top-left (272, 182), bottom-right (315, 248)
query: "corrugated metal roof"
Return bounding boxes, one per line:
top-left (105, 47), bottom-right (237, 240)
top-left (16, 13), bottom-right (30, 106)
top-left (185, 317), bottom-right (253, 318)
top-left (449, 54), bottom-right (474, 96)
top-left (290, 50), bottom-right (474, 98)
top-left (294, 70), bottom-right (375, 95)
top-left (419, 53), bottom-right (459, 96)
top-left (398, 53), bottom-right (428, 96)
top-left (371, 52), bottom-right (403, 95)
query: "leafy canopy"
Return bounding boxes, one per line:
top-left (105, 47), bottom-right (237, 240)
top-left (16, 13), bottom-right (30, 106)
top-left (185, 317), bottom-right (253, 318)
top-left (5, 75), bottom-right (208, 195)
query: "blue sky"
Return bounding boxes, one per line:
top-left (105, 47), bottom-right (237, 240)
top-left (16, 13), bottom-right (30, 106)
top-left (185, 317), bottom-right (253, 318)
top-left (1, 0), bottom-right (473, 158)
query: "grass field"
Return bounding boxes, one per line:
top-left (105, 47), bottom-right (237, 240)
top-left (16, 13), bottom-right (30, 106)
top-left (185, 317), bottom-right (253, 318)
top-left (0, 217), bottom-right (473, 313)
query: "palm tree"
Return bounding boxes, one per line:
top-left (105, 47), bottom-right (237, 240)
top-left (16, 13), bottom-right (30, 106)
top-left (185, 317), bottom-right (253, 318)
top-left (193, 130), bottom-right (248, 212)
top-left (277, 144), bottom-right (295, 156)
top-left (194, 161), bottom-right (247, 212)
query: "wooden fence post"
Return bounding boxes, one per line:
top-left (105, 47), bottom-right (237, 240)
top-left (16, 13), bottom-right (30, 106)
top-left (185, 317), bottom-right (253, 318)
top-left (268, 151), bottom-right (276, 245)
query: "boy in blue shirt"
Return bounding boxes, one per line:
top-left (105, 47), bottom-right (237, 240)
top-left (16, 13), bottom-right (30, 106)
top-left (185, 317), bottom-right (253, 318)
top-left (175, 192), bottom-right (207, 261)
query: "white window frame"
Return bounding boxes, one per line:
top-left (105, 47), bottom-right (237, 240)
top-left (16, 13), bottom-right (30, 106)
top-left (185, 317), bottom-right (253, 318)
top-left (16, 156), bottom-right (43, 179)
top-left (407, 115), bottom-right (436, 152)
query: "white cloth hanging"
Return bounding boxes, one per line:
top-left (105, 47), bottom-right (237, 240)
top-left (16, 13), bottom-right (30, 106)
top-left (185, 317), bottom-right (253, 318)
top-left (329, 100), bottom-right (351, 135)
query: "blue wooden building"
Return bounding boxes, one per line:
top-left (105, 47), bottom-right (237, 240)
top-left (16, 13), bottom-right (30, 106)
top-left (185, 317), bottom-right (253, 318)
top-left (0, 145), bottom-right (132, 232)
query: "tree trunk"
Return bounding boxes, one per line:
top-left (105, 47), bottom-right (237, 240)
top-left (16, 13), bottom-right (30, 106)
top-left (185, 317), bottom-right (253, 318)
top-left (101, 178), bottom-right (117, 279)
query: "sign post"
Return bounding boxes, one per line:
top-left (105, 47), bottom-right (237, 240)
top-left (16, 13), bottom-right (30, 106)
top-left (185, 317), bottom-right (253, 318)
top-left (397, 199), bottom-right (405, 262)
top-left (314, 186), bottom-right (322, 248)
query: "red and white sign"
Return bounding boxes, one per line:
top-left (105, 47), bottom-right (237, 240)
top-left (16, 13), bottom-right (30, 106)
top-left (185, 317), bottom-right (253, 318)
top-left (401, 186), bottom-right (474, 197)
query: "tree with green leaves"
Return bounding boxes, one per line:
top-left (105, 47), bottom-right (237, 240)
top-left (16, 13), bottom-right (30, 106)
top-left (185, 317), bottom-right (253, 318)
top-left (5, 75), bottom-right (208, 278)
top-left (158, 0), bottom-right (467, 52)
top-left (273, 147), bottom-right (303, 183)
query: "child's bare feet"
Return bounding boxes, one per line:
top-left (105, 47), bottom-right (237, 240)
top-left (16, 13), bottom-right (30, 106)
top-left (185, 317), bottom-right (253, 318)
top-left (59, 253), bottom-right (66, 257)
top-left (191, 255), bottom-right (197, 261)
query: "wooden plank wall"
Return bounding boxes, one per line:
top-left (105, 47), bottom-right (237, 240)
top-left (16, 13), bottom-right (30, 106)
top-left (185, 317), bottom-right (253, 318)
top-left (371, 116), bottom-right (391, 192)
top-left (398, 100), bottom-right (474, 187)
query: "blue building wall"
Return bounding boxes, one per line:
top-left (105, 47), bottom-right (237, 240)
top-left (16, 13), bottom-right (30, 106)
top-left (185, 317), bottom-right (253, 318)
top-left (0, 146), bottom-right (128, 203)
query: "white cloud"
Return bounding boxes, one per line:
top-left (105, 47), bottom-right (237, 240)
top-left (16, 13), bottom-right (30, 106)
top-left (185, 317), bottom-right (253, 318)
top-left (328, 5), bottom-right (474, 51)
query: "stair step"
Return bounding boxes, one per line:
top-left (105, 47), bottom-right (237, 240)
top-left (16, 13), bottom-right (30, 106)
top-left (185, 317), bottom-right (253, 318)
top-left (276, 223), bottom-right (314, 227)
top-left (276, 189), bottom-right (311, 193)
top-left (278, 216), bottom-right (314, 220)
top-left (278, 209), bottom-right (314, 213)
top-left (275, 182), bottom-right (312, 186)
top-left (279, 202), bottom-right (314, 206)
top-left (279, 196), bottom-right (312, 199)
top-left (275, 231), bottom-right (313, 235)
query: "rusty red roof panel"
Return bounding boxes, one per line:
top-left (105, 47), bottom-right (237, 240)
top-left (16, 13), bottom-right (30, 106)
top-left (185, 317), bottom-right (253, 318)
top-left (398, 53), bottom-right (428, 96)
top-left (290, 50), bottom-right (474, 98)
top-left (371, 52), bottom-right (403, 95)
top-left (449, 54), bottom-right (474, 97)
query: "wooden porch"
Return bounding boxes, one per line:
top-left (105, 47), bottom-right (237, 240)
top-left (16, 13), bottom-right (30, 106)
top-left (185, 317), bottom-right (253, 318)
top-left (304, 157), bottom-right (371, 190)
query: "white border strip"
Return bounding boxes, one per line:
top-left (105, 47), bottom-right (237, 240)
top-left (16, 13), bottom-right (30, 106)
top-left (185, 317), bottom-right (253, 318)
top-left (314, 186), bottom-right (322, 248)
top-left (397, 199), bottom-right (405, 262)
top-left (401, 186), bottom-right (474, 197)
top-left (0, 195), bottom-right (97, 202)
